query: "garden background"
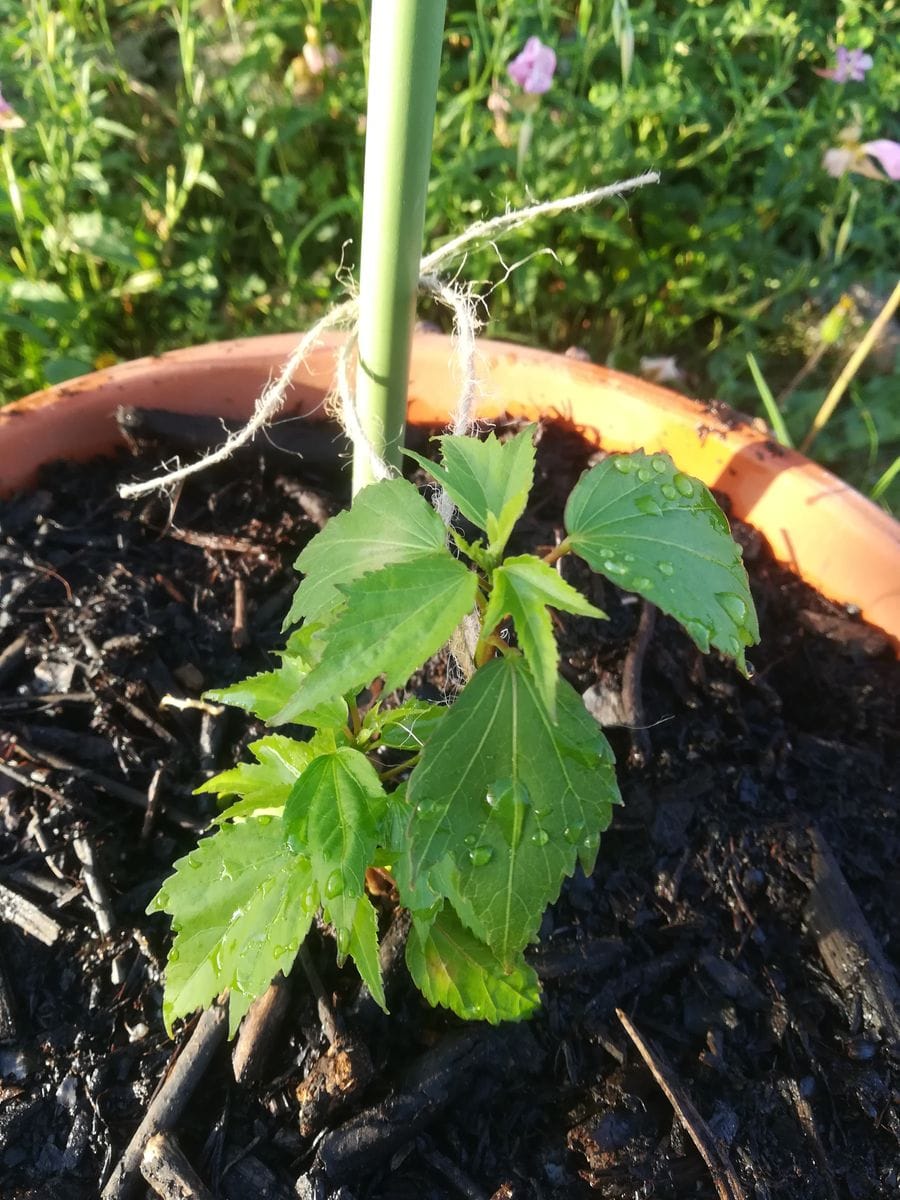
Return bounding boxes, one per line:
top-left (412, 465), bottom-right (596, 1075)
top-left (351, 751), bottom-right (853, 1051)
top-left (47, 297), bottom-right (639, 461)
top-left (1, 0), bottom-right (898, 505)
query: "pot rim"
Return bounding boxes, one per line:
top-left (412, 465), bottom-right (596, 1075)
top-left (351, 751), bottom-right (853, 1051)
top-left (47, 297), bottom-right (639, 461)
top-left (2, 331), bottom-right (898, 648)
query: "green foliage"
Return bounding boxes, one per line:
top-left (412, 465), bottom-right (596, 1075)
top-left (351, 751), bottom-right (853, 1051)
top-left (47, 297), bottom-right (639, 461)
top-left (565, 451), bottom-right (759, 673)
top-left (151, 419), bottom-right (757, 1035)
top-left (148, 814), bottom-right (318, 1037)
top-left (480, 554), bottom-right (605, 716)
top-left (405, 425), bottom-right (537, 559)
top-left (406, 904), bottom-right (540, 1023)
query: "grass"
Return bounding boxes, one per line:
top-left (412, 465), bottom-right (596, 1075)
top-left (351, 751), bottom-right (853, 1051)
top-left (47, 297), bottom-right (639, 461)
top-left (1, 0), bottom-right (898, 506)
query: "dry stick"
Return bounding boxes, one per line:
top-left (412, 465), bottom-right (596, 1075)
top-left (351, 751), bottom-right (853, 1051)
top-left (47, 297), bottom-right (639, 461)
top-left (298, 943), bottom-right (343, 1048)
top-left (800, 278), bottom-right (900, 454)
top-left (0, 881), bottom-right (62, 946)
top-left (26, 807), bottom-right (67, 879)
top-left (101, 999), bottom-right (228, 1200)
top-left (0, 759), bottom-right (73, 808)
top-left (140, 1132), bottom-right (214, 1200)
top-left (0, 944), bottom-right (19, 1042)
top-left (620, 600), bottom-right (656, 767)
top-left (231, 576), bottom-right (248, 649)
top-left (73, 833), bottom-right (127, 986)
top-left (231, 973), bottom-right (291, 1085)
top-left (616, 1008), bottom-right (747, 1200)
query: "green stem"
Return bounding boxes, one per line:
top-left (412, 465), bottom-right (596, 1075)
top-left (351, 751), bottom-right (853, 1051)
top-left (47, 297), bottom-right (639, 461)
top-left (352, 0), bottom-right (447, 494)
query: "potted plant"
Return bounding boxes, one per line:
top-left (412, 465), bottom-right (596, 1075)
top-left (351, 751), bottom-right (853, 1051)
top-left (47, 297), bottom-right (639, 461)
top-left (2, 7), bottom-right (898, 1198)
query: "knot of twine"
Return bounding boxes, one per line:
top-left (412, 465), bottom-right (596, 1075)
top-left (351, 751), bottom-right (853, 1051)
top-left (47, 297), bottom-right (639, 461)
top-left (118, 172), bottom-right (659, 506)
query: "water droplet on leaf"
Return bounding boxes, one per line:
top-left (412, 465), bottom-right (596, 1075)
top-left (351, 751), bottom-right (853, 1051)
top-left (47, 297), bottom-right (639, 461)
top-left (485, 778), bottom-right (530, 848)
top-left (324, 870), bottom-right (343, 898)
top-left (564, 823), bottom-right (585, 844)
top-left (469, 846), bottom-right (493, 866)
top-left (530, 829), bottom-right (550, 847)
top-left (716, 592), bottom-right (747, 624)
top-left (335, 927), bottom-right (350, 957)
top-left (684, 619), bottom-right (712, 652)
top-left (637, 466), bottom-right (653, 483)
top-left (169, 947), bottom-right (179, 963)
top-left (660, 483), bottom-right (678, 501)
top-left (651, 456), bottom-right (667, 473)
top-left (672, 472), bottom-right (694, 497)
top-left (257, 814), bottom-right (273, 826)
top-left (635, 494), bottom-right (663, 517)
top-left (603, 559), bottom-right (628, 576)
top-left (632, 577), bottom-right (653, 590)
top-left (613, 457), bottom-right (633, 474)
top-left (657, 560), bottom-right (675, 576)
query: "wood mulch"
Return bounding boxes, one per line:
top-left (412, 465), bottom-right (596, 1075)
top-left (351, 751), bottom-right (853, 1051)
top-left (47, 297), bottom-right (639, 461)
top-left (0, 412), bottom-right (897, 1200)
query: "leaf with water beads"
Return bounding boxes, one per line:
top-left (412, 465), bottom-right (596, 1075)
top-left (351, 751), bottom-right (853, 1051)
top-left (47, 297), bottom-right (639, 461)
top-left (282, 748), bottom-right (388, 1007)
top-left (399, 656), bottom-right (620, 965)
top-left (564, 451), bottom-right (759, 673)
top-left (148, 815), bottom-right (317, 1037)
top-left (406, 904), bottom-right (540, 1023)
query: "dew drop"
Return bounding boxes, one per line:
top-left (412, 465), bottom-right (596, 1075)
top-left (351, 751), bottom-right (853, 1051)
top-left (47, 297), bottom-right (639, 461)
top-left (651, 456), bottom-right (667, 473)
top-left (302, 886), bottom-right (317, 910)
top-left (672, 472), bottom-right (694, 498)
top-left (155, 890), bottom-right (169, 907)
top-left (660, 483), bottom-right (678, 501)
top-left (469, 846), bottom-right (493, 866)
top-left (613, 457), bottom-right (633, 474)
top-left (637, 466), bottom-right (653, 483)
top-left (684, 619), bottom-right (712, 652)
top-left (273, 944), bottom-right (286, 958)
top-left (257, 814), bottom-right (273, 826)
top-left (657, 560), bottom-right (675, 576)
top-left (563, 823), bottom-right (585, 844)
top-left (335, 928), bottom-right (350, 957)
top-left (603, 559), bottom-right (628, 576)
top-left (531, 829), bottom-right (550, 847)
top-left (727, 635), bottom-right (742, 656)
top-left (716, 592), bottom-right (748, 624)
top-left (169, 947), bottom-right (180, 963)
top-left (632, 577), bottom-right (653, 590)
top-left (324, 869), bottom-right (343, 898)
top-left (187, 857), bottom-right (202, 870)
top-left (635, 494), bottom-right (663, 517)
top-left (583, 831), bottom-right (600, 851)
top-left (485, 778), bottom-right (531, 848)
top-left (464, 833), bottom-right (477, 847)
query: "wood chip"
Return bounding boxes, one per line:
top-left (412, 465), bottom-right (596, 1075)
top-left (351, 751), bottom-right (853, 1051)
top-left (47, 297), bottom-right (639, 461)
top-left (141, 1132), bottom-right (214, 1200)
top-left (0, 882), bottom-right (62, 945)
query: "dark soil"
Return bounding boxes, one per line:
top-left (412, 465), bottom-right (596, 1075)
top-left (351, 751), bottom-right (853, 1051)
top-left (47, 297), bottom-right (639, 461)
top-left (1, 416), bottom-right (898, 1200)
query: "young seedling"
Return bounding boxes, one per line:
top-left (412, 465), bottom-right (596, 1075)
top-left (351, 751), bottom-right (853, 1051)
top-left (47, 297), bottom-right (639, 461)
top-left (149, 425), bottom-right (759, 1034)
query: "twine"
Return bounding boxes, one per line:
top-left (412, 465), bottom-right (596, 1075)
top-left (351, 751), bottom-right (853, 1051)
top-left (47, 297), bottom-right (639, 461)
top-left (118, 172), bottom-right (659, 501)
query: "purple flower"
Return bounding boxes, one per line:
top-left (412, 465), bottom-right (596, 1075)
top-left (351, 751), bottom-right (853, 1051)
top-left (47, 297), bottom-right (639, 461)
top-left (862, 139), bottom-right (900, 180)
top-left (0, 85), bottom-right (24, 131)
top-left (508, 37), bottom-right (556, 95)
top-left (815, 46), bottom-right (874, 83)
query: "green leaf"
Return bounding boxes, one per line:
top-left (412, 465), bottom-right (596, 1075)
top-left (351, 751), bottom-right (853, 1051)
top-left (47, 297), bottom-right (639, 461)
top-left (206, 624), bottom-right (348, 730)
top-left (197, 731), bottom-right (338, 822)
top-left (406, 904), bottom-right (540, 1024)
top-left (399, 656), bottom-right (620, 964)
top-left (405, 425), bottom-right (536, 557)
top-left (282, 748), bottom-right (388, 1007)
top-left (285, 478), bottom-right (448, 628)
top-left (273, 553), bottom-right (478, 725)
top-left (481, 555), bottom-right (605, 717)
top-left (148, 816), bottom-right (317, 1037)
top-left (564, 452), bottom-right (759, 672)
top-left (369, 698), bottom-right (448, 750)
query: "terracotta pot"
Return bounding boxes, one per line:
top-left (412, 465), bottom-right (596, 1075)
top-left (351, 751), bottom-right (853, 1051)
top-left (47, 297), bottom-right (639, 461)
top-left (3, 332), bottom-right (899, 647)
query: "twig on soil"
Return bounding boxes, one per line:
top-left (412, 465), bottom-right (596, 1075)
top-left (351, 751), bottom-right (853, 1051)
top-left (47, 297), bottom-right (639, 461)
top-left (0, 881), bottom-right (62, 945)
top-left (0, 633), bottom-right (28, 687)
top-left (616, 1008), bottom-right (747, 1200)
top-left (101, 998), bottom-right (228, 1200)
top-left (26, 806), bottom-right (67, 878)
top-left (141, 1132), bottom-right (214, 1200)
top-left (141, 766), bottom-right (165, 843)
top-left (419, 1137), bottom-right (489, 1200)
top-left (73, 832), bottom-right (127, 986)
top-left (232, 973), bottom-right (291, 1085)
top-left (232, 577), bottom-right (248, 649)
top-left (781, 1077), bottom-right (840, 1200)
top-left (10, 737), bottom-right (203, 833)
top-left (298, 944), bottom-right (343, 1048)
top-left (621, 601), bottom-right (656, 767)
top-left (805, 825), bottom-right (900, 1055)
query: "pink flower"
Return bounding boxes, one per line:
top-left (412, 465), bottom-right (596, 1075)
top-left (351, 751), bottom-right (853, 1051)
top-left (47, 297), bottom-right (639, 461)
top-left (822, 126), bottom-right (900, 181)
top-left (862, 139), bottom-right (900, 180)
top-left (815, 46), bottom-right (874, 83)
top-left (0, 85), bottom-right (24, 131)
top-left (508, 37), bottom-right (556, 95)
